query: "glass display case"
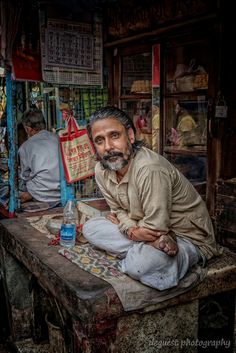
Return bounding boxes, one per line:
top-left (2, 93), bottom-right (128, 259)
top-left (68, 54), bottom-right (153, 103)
top-left (115, 39), bottom-right (211, 186)
top-left (162, 37), bottom-right (210, 185)
top-left (118, 46), bottom-right (160, 151)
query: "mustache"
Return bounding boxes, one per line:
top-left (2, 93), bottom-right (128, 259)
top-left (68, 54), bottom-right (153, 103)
top-left (103, 151), bottom-right (124, 160)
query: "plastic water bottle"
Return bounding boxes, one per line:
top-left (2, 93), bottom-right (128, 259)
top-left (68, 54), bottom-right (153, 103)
top-left (60, 197), bottom-right (77, 248)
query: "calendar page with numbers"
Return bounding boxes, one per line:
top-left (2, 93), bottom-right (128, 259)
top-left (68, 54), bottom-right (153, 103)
top-left (40, 14), bottom-right (103, 86)
top-left (46, 29), bottom-right (93, 70)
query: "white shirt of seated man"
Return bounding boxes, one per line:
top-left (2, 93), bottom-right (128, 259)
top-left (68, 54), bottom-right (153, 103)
top-left (18, 109), bottom-right (61, 203)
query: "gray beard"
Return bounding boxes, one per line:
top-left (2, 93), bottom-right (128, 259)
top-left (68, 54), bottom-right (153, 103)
top-left (99, 139), bottom-right (133, 171)
top-left (101, 157), bottom-right (129, 171)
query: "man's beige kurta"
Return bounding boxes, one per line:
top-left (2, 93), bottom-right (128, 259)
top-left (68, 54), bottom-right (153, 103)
top-left (95, 147), bottom-right (220, 260)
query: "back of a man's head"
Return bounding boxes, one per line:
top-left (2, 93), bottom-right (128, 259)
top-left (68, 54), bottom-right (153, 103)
top-left (21, 108), bottom-right (46, 132)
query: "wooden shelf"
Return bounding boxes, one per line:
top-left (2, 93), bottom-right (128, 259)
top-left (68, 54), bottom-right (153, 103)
top-left (164, 89), bottom-right (208, 97)
top-left (119, 94), bottom-right (151, 100)
top-left (164, 145), bottom-right (206, 156)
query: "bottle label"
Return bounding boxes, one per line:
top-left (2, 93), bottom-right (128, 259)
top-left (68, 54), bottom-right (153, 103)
top-left (60, 224), bottom-right (76, 242)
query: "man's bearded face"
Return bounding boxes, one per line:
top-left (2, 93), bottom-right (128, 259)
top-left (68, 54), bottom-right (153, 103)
top-left (91, 117), bottom-right (134, 171)
top-left (99, 141), bottom-right (133, 171)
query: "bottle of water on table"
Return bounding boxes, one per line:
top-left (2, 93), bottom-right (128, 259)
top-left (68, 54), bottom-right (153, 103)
top-left (60, 196), bottom-right (77, 248)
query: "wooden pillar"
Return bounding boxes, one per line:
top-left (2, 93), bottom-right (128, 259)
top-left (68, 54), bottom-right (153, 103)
top-left (6, 69), bottom-right (18, 217)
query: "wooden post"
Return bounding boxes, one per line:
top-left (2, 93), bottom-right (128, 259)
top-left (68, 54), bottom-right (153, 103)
top-left (55, 87), bottom-right (74, 206)
top-left (6, 69), bottom-right (17, 217)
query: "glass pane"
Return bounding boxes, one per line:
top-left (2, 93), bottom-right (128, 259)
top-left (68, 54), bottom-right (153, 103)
top-left (121, 53), bottom-right (152, 95)
top-left (152, 44), bottom-right (160, 153)
top-left (163, 40), bottom-right (209, 184)
top-left (164, 95), bottom-right (207, 183)
top-left (121, 98), bottom-right (152, 149)
top-left (120, 46), bottom-right (161, 152)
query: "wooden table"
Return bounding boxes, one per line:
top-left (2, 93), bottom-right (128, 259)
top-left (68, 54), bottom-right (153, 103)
top-left (0, 215), bottom-right (236, 353)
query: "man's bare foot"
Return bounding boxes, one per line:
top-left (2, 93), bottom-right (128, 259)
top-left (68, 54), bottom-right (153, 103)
top-left (149, 231), bottom-right (178, 256)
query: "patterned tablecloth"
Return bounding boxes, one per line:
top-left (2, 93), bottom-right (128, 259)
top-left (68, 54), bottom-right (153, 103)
top-left (27, 214), bottom-right (206, 311)
top-left (59, 244), bottom-right (206, 312)
top-left (26, 214), bottom-right (62, 237)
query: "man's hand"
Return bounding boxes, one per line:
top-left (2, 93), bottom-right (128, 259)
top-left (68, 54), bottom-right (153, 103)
top-left (20, 191), bottom-right (33, 203)
top-left (106, 212), bottom-right (120, 225)
top-left (127, 227), bottom-right (161, 242)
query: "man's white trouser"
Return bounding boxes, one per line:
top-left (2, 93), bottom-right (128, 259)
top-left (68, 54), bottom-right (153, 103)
top-left (83, 217), bottom-right (200, 291)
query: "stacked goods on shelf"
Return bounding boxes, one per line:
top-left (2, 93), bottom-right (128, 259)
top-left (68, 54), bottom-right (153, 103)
top-left (131, 80), bottom-right (152, 93)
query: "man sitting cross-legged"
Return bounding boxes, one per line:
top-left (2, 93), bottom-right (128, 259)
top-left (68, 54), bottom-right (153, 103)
top-left (83, 106), bottom-right (220, 291)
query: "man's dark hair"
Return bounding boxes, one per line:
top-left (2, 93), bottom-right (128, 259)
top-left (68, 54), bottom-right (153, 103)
top-left (89, 106), bottom-right (144, 152)
top-left (21, 108), bottom-right (46, 131)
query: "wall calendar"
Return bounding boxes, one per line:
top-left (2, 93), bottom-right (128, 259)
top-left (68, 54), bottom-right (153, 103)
top-left (40, 14), bottom-right (103, 86)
